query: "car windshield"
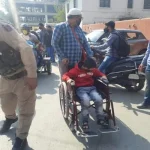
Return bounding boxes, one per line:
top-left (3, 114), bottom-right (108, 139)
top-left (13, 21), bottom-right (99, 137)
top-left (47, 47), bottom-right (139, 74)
top-left (86, 30), bottom-right (104, 42)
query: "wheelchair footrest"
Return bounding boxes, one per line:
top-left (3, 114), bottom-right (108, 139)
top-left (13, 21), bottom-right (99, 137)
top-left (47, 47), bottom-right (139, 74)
top-left (99, 126), bottom-right (119, 134)
top-left (76, 130), bottom-right (98, 138)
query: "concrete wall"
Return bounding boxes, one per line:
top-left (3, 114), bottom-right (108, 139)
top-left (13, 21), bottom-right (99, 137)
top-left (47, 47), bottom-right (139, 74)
top-left (82, 18), bottom-right (150, 40)
top-left (67, 0), bottom-right (150, 24)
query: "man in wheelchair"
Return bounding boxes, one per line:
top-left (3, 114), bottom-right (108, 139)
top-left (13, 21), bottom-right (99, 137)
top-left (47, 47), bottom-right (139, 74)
top-left (62, 57), bottom-right (109, 130)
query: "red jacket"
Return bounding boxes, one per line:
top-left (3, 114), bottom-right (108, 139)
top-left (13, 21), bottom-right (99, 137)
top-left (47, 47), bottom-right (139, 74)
top-left (62, 63), bottom-right (105, 87)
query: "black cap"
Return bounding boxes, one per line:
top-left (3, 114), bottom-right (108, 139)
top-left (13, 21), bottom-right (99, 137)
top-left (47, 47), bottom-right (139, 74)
top-left (83, 57), bottom-right (96, 69)
top-left (39, 23), bottom-right (44, 26)
top-left (46, 25), bottom-right (52, 28)
top-left (105, 21), bottom-right (115, 29)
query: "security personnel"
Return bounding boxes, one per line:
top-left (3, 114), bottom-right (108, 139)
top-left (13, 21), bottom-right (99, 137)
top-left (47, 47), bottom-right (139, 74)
top-left (0, 20), bottom-right (37, 149)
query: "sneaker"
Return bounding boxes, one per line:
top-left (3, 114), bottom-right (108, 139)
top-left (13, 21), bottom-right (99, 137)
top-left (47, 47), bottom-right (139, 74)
top-left (137, 104), bottom-right (150, 109)
top-left (0, 117), bottom-right (18, 134)
top-left (97, 115), bottom-right (109, 127)
top-left (82, 121), bottom-right (89, 130)
top-left (97, 119), bottom-right (109, 127)
top-left (12, 137), bottom-right (27, 150)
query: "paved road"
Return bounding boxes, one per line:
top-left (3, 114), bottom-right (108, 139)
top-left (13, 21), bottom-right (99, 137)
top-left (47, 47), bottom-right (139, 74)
top-left (0, 64), bottom-right (150, 150)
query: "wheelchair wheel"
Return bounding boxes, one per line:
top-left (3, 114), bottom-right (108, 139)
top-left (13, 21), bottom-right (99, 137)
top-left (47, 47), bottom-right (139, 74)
top-left (59, 82), bottom-right (69, 119)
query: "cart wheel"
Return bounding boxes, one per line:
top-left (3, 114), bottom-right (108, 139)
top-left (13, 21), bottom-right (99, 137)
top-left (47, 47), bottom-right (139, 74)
top-left (46, 61), bottom-right (52, 75)
top-left (59, 82), bottom-right (69, 119)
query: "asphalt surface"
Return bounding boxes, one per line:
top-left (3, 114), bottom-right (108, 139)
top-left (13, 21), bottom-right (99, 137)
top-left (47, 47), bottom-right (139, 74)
top-left (0, 64), bottom-right (150, 150)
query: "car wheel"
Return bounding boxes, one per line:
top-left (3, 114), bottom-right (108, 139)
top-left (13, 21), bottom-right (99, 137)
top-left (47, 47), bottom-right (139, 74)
top-left (125, 78), bottom-right (145, 92)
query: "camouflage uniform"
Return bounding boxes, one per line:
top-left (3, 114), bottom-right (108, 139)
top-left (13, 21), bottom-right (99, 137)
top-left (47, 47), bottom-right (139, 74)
top-left (0, 21), bottom-right (37, 140)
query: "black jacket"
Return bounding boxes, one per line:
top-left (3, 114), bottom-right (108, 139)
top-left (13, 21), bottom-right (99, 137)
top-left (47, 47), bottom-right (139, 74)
top-left (44, 31), bottom-right (53, 47)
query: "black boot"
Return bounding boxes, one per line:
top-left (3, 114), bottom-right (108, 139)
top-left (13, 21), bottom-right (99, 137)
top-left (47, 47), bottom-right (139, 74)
top-left (12, 137), bottom-right (27, 150)
top-left (0, 117), bottom-right (18, 134)
top-left (137, 104), bottom-right (150, 109)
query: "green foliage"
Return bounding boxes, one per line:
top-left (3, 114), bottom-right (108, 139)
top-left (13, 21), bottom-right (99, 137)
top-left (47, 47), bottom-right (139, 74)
top-left (54, 5), bottom-right (66, 23)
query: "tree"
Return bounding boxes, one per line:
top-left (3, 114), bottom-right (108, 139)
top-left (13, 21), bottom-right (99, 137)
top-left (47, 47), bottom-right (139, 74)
top-left (54, 5), bottom-right (66, 23)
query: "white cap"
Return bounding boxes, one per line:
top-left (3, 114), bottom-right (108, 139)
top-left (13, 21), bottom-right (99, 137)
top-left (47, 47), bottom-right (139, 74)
top-left (67, 8), bottom-right (82, 17)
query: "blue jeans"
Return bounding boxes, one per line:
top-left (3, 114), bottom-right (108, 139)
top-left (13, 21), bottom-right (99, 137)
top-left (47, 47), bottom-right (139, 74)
top-left (46, 46), bottom-right (55, 62)
top-left (99, 56), bottom-right (118, 73)
top-left (143, 65), bottom-right (150, 106)
top-left (76, 86), bottom-right (103, 122)
top-left (33, 49), bottom-right (38, 65)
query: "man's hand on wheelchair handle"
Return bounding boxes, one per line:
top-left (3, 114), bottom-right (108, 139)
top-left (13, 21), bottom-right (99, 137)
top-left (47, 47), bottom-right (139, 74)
top-left (100, 76), bottom-right (109, 84)
top-left (101, 76), bottom-right (107, 80)
top-left (67, 79), bottom-right (75, 86)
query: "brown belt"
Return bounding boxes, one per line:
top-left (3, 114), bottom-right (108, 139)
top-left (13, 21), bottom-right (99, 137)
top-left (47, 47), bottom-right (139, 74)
top-left (4, 71), bottom-right (27, 80)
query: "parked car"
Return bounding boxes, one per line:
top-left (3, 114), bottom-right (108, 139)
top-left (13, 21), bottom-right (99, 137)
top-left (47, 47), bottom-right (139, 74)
top-left (83, 31), bottom-right (88, 36)
top-left (86, 29), bottom-right (148, 55)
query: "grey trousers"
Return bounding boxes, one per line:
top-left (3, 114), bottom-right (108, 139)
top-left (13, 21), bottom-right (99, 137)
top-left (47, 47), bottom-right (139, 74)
top-left (58, 62), bottom-right (74, 79)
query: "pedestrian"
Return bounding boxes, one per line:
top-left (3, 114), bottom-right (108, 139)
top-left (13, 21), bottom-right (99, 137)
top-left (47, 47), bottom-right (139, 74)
top-left (20, 23), bottom-right (39, 64)
top-left (52, 8), bottom-right (93, 77)
top-left (20, 23), bottom-right (39, 44)
top-left (20, 23), bottom-right (43, 67)
top-left (138, 41), bottom-right (150, 109)
top-left (39, 23), bottom-right (47, 46)
top-left (0, 20), bottom-right (37, 150)
top-left (91, 21), bottom-right (120, 73)
top-left (45, 25), bottom-right (55, 63)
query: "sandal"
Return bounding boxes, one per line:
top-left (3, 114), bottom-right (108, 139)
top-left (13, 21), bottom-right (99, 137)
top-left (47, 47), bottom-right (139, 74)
top-left (82, 121), bottom-right (89, 130)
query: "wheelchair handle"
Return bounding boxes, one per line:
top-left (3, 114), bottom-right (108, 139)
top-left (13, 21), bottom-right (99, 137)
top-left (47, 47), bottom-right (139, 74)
top-left (70, 81), bottom-right (75, 86)
top-left (102, 78), bottom-right (109, 84)
top-left (97, 78), bottom-right (109, 85)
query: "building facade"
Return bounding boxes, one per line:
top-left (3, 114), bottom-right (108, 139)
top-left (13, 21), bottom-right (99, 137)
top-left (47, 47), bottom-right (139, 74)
top-left (0, 0), bottom-right (8, 12)
top-left (15, 0), bottom-right (58, 26)
top-left (65, 0), bottom-right (150, 24)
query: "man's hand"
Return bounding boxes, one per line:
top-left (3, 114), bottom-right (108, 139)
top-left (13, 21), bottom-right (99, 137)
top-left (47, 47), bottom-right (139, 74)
top-left (62, 58), bottom-right (69, 65)
top-left (101, 76), bottom-right (107, 80)
top-left (101, 76), bottom-right (109, 84)
top-left (91, 57), bottom-right (96, 62)
top-left (67, 79), bottom-right (75, 85)
top-left (25, 77), bottom-right (37, 90)
top-left (90, 45), bottom-right (94, 49)
top-left (138, 64), bottom-right (144, 72)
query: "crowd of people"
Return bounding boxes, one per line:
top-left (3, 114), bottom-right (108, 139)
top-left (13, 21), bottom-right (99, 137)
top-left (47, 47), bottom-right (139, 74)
top-left (0, 7), bottom-right (150, 150)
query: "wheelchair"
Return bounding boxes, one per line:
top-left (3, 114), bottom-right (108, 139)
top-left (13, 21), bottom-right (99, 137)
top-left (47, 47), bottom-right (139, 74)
top-left (36, 50), bottom-right (52, 75)
top-left (59, 78), bottom-right (119, 138)
top-left (27, 40), bottom-right (52, 75)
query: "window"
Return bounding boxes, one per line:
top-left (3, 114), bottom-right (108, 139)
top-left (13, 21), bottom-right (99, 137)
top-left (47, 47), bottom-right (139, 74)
top-left (73, 0), bottom-right (77, 8)
top-left (126, 32), bottom-right (137, 40)
top-left (122, 32), bottom-right (146, 40)
top-left (127, 0), bottom-right (133, 8)
top-left (144, 0), bottom-right (150, 9)
top-left (100, 0), bottom-right (110, 8)
top-left (67, 3), bottom-right (69, 13)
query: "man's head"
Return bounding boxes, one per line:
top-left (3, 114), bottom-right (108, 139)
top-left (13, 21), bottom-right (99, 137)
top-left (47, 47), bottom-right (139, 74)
top-left (46, 25), bottom-right (52, 31)
top-left (82, 57), bottom-right (97, 71)
top-left (67, 8), bottom-right (82, 27)
top-left (39, 23), bottom-right (44, 30)
top-left (104, 21), bottom-right (115, 33)
top-left (20, 23), bottom-right (30, 35)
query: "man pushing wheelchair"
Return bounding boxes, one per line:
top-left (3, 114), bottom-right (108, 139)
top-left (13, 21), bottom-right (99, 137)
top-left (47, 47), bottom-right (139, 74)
top-left (52, 8), bottom-right (118, 136)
